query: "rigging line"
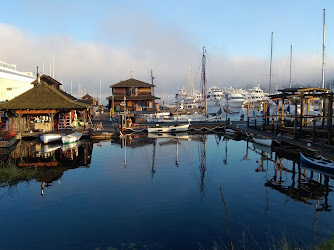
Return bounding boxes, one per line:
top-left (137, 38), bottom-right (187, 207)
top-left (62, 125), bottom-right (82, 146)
top-left (206, 55), bottom-right (218, 87)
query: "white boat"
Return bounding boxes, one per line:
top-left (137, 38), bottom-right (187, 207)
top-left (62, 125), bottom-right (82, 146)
top-left (207, 86), bottom-right (224, 107)
top-left (252, 135), bottom-right (272, 147)
top-left (40, 133), bottom-right (62, 144)
top-left (224, 88), bottom-right (245, 108)
top-left (61, 132), bottom-right (82, 144)
top-left (224, 128), bottom-right (239, 136)
top-left (300, 153), bottom-right (334, 170)
top-left (147, 124), bottom-right (189, 133)
top-left (242, 85), bottom-right (269, 108)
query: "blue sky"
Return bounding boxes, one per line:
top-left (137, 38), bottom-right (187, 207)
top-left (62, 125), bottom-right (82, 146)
top-left (1, 0), bottom-right (334, 102)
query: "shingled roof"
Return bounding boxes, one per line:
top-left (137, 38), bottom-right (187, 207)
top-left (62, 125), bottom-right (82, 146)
top-left (0, 81), bottom-right (90, 111)
top-left (110, 78), bottom-right (155, 88)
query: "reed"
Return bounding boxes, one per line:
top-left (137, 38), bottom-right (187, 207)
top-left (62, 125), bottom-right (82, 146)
top-left (0, 160), bottom-right (35, 185)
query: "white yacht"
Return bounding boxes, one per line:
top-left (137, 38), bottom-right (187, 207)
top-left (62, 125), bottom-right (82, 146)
top-left (224, 87), bottom-right (245, 108)
top-left (242, 85), bottom-right (269, 108)
top-left (207, 86), bottom-right (224, 106)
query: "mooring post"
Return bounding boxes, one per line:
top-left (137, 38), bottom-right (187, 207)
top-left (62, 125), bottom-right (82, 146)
top-left (328, 92), bottom-right (333, 145)
top-left (294, 102), bottom-right (298, 139)
top-left (312, 118), bottom-right (316, 142)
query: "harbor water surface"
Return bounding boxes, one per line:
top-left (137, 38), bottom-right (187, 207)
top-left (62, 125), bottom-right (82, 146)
top-left (1, 134), bottom-right (334, 249)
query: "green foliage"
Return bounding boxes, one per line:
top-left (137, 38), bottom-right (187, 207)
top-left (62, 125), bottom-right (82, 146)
top-left (0, 160), bottom-right (34, 185)
top-left (317, 236), bottom-right (334, 250)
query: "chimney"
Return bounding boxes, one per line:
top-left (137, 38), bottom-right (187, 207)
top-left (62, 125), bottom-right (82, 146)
top-left (36, 66), bottom-right (40, 85)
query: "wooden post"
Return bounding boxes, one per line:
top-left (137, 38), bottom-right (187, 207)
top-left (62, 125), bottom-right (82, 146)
top-left (306, 99), bottom-right (311, 127)
top-left (276, 100), bottom-right (279, 133)
top-left (281, 101), bottom-right (285, 126)
top-left (294, 101), bottom-right (298, 139)
top-left (247, 104), bottom-right (250, 127)
top-left (300, 98), bottom-right (304, 130)
top-left (254, 117), bottom-right (257, 129)
top-left (328, 92), bottom-right (333, 145)
top-left (312, 118), bottom-right (316, 142)
top-left (262, 102), bottom-right (266, 130)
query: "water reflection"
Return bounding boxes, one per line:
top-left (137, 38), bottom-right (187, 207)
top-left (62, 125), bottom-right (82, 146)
top-left (2, 134), bottom-right (333, 206)
top-left (0, 133), bottom-right (334, 248)
top-left (2, 139), bottom-right (93, 195)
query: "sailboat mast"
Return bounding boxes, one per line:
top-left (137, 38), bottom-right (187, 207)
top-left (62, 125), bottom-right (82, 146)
top-left (321, 9), bottom-right (326, 89)
top-left (289, 44), bottom-right (292, 88)
top-left (269, 32), bottom-right (273, 94)
top-left (201, 46), bottom-right (207, 114)
top-left (151, 70), bottom-right (155, 113)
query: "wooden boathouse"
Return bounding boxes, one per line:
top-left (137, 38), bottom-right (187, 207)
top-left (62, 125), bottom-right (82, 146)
top-left (106, 78), bottom-right (160, 112)
top-left (0, 75), bottom-right (91, 138)
top-left (245, 87), bottom-right (333, 144)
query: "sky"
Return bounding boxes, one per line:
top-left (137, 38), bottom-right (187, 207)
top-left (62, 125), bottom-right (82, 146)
top-left (1, 0), bottom-right (334, 104)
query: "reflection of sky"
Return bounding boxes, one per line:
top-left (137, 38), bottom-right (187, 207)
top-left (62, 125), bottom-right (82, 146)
top-left (0, 135), bottom-right (334, 249)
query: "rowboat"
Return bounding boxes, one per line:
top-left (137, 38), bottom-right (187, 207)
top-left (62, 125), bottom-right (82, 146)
top-left (252, 135), bottom-right (272, 147)
top-left (147, 124), bottom-right (189, 133)
top-left (40, 133), bottom-right (62, 144)
top-left (224, 128), bottom-right (241, 136)
top-left (300, 152), bottom-right (334, 170)
top-left (61, 132), bottom-right (82, 144)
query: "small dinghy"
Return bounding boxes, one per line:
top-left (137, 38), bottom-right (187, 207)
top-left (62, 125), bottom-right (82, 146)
top-left (252, 135), bottom-right (272, 147)
top-left (147, 123), bottom-right (189, 133)
top-left (40, 133), bottom-right (62, 144)
top-left (61, 132), bottom-right (82, 144)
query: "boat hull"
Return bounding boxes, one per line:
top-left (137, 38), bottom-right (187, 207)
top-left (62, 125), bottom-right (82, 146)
top-left (61, 132), bottom-right (82, 144)
top-left (40, 134), bottom-right (62, 144)
top-left (253, 137), bottom-right (272, 147)
top-left (300, 153), bottom-right (334, 170)
top-left (147, 124), bottom-right (189, 133)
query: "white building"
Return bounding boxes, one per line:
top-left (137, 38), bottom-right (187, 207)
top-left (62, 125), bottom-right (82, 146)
top-left (0, 61), bottom-right (35, 102)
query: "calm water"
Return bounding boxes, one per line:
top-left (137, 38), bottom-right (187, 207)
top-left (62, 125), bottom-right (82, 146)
top-left (1, 134), bottom-right (334, 249)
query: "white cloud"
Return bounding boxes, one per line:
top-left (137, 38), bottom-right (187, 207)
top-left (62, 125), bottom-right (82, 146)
top-left (0, 22), bottom-right (333, 105)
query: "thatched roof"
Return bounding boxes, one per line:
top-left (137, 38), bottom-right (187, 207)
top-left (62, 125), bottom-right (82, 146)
top-left (0, 81), bottom-right (90, 111)
top-left (32, 74), bottom-right (63, 87)
top-left (110, 78), bottom-right (155, 88)
top-left (82, 94), bottom-right (94, 99)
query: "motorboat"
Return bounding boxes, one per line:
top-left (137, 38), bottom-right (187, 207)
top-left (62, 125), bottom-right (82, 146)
top-left (224, 87), bottom-right (245, 108)
top-left (40, 133), bottom-right (62, 144)
top-left (242, 85), bottom-right (269, 108)
top-left (61, 132), bottom-right (82, 144)
top-left (300, 153), bottom-right (334, 170)
top-left (147, 124), bottom-right (190, 133)
top-left (207, 86), bottom-right (224, 107)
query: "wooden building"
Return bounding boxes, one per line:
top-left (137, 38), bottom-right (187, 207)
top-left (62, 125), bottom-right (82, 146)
top-left (247, 87), bottom-right (333, 144)
top-left (106, 78), bottom-right (160, 112)
top-left (0, 75), bottom-right (90, 137)
top-left (82, 94), bottom-right (100, 106)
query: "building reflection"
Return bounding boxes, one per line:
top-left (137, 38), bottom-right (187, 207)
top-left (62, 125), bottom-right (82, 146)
top-left (249, 141), bottom-right (333, 210)
top-left (4, 139), bottom-right (93, 195)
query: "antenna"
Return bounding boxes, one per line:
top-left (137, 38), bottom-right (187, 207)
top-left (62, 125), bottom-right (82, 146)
top-left (52, 52), bottom-right (55, 78)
